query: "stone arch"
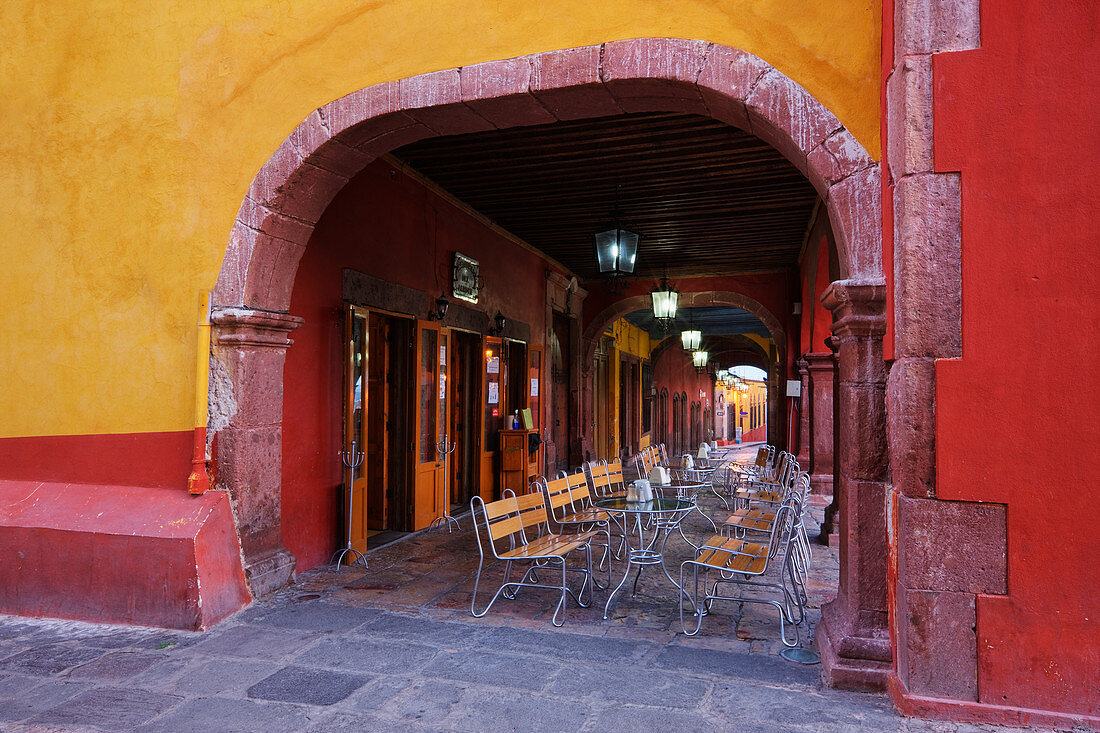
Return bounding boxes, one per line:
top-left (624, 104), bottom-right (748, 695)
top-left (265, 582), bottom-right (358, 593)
top-left (581, 290), bottom-right (786, 369)
top-left (208, 37), bottom-right (887, 690)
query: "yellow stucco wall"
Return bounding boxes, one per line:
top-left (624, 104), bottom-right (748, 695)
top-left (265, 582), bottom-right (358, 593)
top-left (1, 1), bottom-right (878, 438)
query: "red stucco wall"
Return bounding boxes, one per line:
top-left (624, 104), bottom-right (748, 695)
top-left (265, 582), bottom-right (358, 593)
top-left (933, 0), bottom-right (1099, 716)
top-left (283, 159), bottom-right (555, 570)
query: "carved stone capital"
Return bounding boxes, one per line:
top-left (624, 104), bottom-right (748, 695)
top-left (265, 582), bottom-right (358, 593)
top-left (211, 308), bottom-right (304, 349)
top-left (822, 279), bottom-right (887, 339)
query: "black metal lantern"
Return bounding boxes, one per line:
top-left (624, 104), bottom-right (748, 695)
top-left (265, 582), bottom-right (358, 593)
top-left (594, 227), bottom-right (639, 275)
top-left (650, 275), bottom-right (679, 330)
top-left (428, 292), bottom-right (449, 321)
top-left (488, 310), bottom-right (507, 336)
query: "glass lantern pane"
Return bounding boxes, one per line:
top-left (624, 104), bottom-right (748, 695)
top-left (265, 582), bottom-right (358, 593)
top-left (595, 230), bottom-right (618, 273)
top-left (618, 230), bottom-right (638, 273)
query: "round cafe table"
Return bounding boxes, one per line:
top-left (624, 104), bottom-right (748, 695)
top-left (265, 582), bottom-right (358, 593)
top-left (594, 496), bottom-right (695, 620)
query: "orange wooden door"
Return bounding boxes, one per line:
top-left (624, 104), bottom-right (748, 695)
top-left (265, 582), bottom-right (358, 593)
top-left (342, 306), bottom-right (370, 557)
top-left (413, 320), bottom-right (445, 530)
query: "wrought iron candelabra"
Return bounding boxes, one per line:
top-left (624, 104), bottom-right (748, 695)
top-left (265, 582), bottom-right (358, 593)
top-left (331, 440), bottom-right (368, 568)
top-left (429, 435), bottom-right (460, 532)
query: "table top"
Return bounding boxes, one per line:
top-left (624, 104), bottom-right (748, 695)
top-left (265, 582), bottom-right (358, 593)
top-left (647, 479), bottom-right (706, 489)
top-left (594, 497), bottom-right (695, 514)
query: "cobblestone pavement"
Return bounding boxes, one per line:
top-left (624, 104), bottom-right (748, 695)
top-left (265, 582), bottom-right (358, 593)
top-left (0, 446), bottom-right (1038, 732)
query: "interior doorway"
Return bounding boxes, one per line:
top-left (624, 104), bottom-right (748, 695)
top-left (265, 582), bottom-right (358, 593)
top-left (344, 307), bottom-right (415, 549)
top-left (448, 329), bottom-right (482, 513)
top-left (550, 312), bottom-right (572, 472)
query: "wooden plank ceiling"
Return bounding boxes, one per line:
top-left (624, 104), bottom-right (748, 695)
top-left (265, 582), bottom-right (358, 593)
top-left (392, 112), bottom-right (818, 282)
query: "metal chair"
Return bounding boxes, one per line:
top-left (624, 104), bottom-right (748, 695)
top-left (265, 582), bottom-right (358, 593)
top-left (470, 489), bottom-right (596, 627)
top-left (539, 471), bottom-right (614, 585)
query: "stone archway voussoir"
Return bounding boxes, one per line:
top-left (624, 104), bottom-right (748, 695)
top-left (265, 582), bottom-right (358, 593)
top-left (530, 45), bottom-right (622, 120)
top-left (600, 38), bottom-right (711, 114)
top-left (826, 166), bottom-right (883, 281)
top-left (696, 44), bottom-right (771, 131)
top-left (459, 56), bottom-right (558, 128)
top-left (746, 70), bottom-right (843, 192)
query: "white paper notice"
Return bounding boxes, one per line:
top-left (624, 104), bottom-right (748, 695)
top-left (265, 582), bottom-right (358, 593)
top-left (440, 344), bottom-right (446, 366)
top-left (487, 357), bottom-right (500, 374)
top-left (530, 378), bottom-right (539, 397)
top-left (488, 382), bottom-right (499, 404)
top-left (439, 374), bottom-right (446, 399)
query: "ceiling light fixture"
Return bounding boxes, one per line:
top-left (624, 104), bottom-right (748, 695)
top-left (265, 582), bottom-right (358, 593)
top-left (650, 275), bottom-right (679, 331)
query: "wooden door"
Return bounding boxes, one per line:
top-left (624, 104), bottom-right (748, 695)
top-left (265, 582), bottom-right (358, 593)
top-left (449, 330), bottom-right (480, 509)
top-left (342, 306), bottom-right (370, 557)
top-left (413, 320), bottom-right (445, 530)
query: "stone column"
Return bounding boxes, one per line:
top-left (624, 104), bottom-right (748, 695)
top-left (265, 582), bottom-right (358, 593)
top-left (765, 365), bottom-right (782, 450)
top-left (795, 358), bottom-right (811, 467)
top-left (210, 307), bottom-right (303, 598)
top-left (806, 352), bottom-right (836, 495)
top-left (816, 280), bottom-right (892, 691)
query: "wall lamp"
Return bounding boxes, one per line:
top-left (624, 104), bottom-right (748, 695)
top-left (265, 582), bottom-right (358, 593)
top-left (428, 292), bottom-right (450, 321)
top-left (487, 310), bottom-right (507, 337)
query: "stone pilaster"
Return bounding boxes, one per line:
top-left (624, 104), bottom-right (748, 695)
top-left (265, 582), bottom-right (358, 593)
top-left (815, 280), bottom-right (892, 691)
top-left (805, 352), bottom-right (836, 495)
top-left (795, 358), bottom-right (811, 467)
top-left (210, 307), bottom-right (303, 598)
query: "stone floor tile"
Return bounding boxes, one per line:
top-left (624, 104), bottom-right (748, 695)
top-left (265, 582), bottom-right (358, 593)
top-left (336, 675), bottom-right (414, 712)
top-left (247, 665), bottom-right (371, 706)
top-left (135, 696), bottom-right (312, 733)
top-left (247, 601), bottom-right (382, 634)
top-left (0, 679), bottom-right (91, 722)
top-left (547, 662), bottom-right (709, 708)
top-left (372, 678), bottom-right (465, 722)
top-left (475, 624), bottom-right (645, 663)
top-left (66, 650), bottom-right (163, 681)
top-left (160, 657), bottom-right (284, 696)
top-left (189, 624), bottom-right (317, 661)
top-left (446, 688), bottom-right (590, 733)
top-left (0, 645), bottom-right (106, 676)
top-left (307, 710), bottom-right (447, 733)
top-left (295, 636), bottom-right (438, 675)
top-left (28, 686), bottom-right (182, 729)
top-left (355, 611), bottom-right (488, 648)
top-left (653, 643), bottom-right (819, 688)
top-left (588, 704), bottom-right (714, 731)
top-left (419, 649), bottom-right (560, 691)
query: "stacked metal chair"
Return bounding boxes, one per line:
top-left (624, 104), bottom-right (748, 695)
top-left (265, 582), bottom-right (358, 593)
top-left (677, 454), bottom-right (812, 646)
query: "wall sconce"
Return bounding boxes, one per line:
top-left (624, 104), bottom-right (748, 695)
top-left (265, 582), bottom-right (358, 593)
top-left (428, 292), bottom-right (450, 321)
top-left (487, 310), bottom-right (506, 336)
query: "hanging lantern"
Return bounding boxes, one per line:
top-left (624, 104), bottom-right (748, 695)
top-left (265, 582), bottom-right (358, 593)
top-left (680, 329), bottom-right (701, 351)
top-left (692, 350), bottom-right (709, 370)
top-left (650, 276), bottom-right (679, 325)
top-left (594, 228), bottom-right (639, 275)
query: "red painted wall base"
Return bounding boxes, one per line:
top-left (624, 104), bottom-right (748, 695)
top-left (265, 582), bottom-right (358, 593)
top-left (0, 481), bottom-right (250, 630)
top-left (889, 675), bottom-right (1100, 731)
